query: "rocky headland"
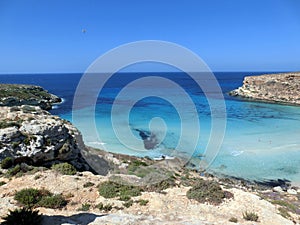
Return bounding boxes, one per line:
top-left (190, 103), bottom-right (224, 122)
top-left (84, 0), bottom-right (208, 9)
top-left (229, 72), bottom-right (300, 105)
top-left (0, 83), bottom-right (300, 225)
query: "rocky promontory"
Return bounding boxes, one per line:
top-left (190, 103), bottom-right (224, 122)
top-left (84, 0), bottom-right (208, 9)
top-left (0, 84), bottom-right (61, 110)
top-left (229, 72), bottom-right (300, 105)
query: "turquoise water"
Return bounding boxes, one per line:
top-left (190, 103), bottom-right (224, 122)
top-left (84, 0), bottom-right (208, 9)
top-left (1, 72), bottom-right (300, 184)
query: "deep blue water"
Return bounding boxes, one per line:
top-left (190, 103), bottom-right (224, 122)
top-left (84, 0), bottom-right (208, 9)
top-left (1, 72), bottom-right (300, 184)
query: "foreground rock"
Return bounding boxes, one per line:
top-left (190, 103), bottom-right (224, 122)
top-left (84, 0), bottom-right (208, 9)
top-left (0, 105), bottom-right (91, 170)
top-left (0, 84), bottom-right (61, 110)
top-left (0, 170), bottom-right (296, 225)
top-left (229, 72), bottom-right (300, 105)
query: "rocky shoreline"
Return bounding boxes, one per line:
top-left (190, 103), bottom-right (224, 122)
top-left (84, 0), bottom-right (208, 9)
top-left (229, 72), bottom-right (300, 106)
top-left (0, 84), bottom-right (300, 224)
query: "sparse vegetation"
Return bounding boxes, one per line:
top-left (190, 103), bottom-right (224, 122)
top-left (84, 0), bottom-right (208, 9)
top-left (0, 207), bottom-right (42, 225)
top-left (186, 179), bottom-right (233, 205)
top-left (51, 163), bottom-right (77, 175)
top-left (1, 157), bottom-right (13, 169)
top-left (243, 211), bottom-right (259, 221)
top-left (0, 181), bottom-right (6, 186)
top-left (127, 160), bottom-right (148, 176)
top-left (83, 181), bottom-right (95, 188)
top-left (77, 203), bottom-right (91, 211)
top-left (123, 200), bottom-right (134, 208)
top-left (272, 200), bottom-right (297, 212)
top-left (229, 217), bottom-right (238, 223)
top-left (278, 207), bottom-right (291, 219)
top-left (137, 199), bottom-right (149, 206)
top-left (98, 181), bottom-right (142, 200)
top-left (0, 121), bottom-right (21, 129)
top-left (96, 202), bottom-right (113, 212)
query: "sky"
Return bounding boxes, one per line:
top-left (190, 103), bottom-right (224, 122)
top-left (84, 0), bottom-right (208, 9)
top-left (0, 0), bottom-right (300, 73)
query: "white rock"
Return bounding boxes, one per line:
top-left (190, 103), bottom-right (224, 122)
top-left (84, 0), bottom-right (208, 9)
top-left (287, 189), bottom-right (297, 195)
top-left (273, 186), bottom-right (284, 193)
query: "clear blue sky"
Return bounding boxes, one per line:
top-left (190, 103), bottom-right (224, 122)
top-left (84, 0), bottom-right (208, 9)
top-left (0, 0), bottom-right (300, 73)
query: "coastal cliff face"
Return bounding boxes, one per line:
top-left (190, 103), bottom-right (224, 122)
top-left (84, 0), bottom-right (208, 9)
top-left (0, 105), bottom-right (89, 170)
top-left (229, 72), bottom-right (300, 105)
top-left (0, 84), bottom-right (61, 110)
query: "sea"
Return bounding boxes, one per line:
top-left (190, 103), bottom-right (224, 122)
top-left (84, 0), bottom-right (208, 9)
top-left (1, 72), bottom-right (300, 185)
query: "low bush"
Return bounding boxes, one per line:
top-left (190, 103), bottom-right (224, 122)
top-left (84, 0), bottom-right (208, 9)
top-left (243, 211), bottom-right (259, 221)
top-left (186, 179), bottom-right (232, 205)
top-left (229, 217), bottom-right (238, 223)
top-left (98, 181), bottom-right (142, 200)
top-left (0, 181), bottom-right (6, 186)
top-left (137, 199), bottom-right (149, 206)
top-left (14, 188), bottom-right (67, 209)
top-left (14, 188), bottom-right (44, 208)
top-left (123, 200), bottom-right (134, 208)
top-left (1, 157), bottom-right (13, 169)
top-left (1, 207), bottom-right (42, 225)
top-left (96, 202), bottom-right (113, 212)
top-left (83, 182), bottom-right (95, 188)
top-left (77, 203), bottom-right (91, 211)
top-left (37, 194), bottom-right (67, 209)
top-left (51, 163), bottom-right (77, 175)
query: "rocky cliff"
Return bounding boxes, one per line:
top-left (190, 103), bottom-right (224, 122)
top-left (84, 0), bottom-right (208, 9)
top-left (229, 72), bottom-right (300, 105)
top-left (0, 84), bottom-right (61, 110)
top-left (0, 105), bottom-right (91, 170)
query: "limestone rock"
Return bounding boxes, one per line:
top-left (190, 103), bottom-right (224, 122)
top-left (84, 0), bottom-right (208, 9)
top-left (0, 106), bottom-right (89, 170)
top-left (229, 72), bottom-right (300, 105)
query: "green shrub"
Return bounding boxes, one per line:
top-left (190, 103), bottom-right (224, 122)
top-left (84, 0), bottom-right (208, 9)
top-left (123, 200), bottom-right (134, 208)
top-left (229, 217), bottom-right (238, 223)
top-left (1, 207), bottom-right (42, 225)
top-left (137, 199), bottom-right (149, 206)
top-left (278, 207), bottom-right (291, 219)
top-left (0, 121), bottom-right (21, 129)
top-left (14, 188), bottom-right (44, 208)
top-left (77, 203), bottom-right (91, 211)
top-left (272, 200), bottom-right (297, 212)
top-left (186, 179), bottom-right (231, 205)
top-left (51, 163), bottom-right (77, 175)
top-left (98, 181), bottom-right (142, 200)
top-left (1, 157), bottom-right (13, 169)
top-left (14, 188), bottom-right (67, 209)
top-left (83, 182), bottom-right (95, 188)
top-left (0, 181), bottom-right (6, 186)
top-left (96, 202), bottom-right (113, 212)
top-left (243, 211), bottom-right (259, 221)
top-left (127, 160), bottom-right (148, 175)
top-left (37, 194), bottom-right (67, 209)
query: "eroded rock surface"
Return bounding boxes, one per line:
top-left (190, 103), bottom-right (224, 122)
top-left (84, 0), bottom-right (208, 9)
top-left (229, 72), bottom-right (300, 105)
top-left (0, 105), bottom-right (89, 170)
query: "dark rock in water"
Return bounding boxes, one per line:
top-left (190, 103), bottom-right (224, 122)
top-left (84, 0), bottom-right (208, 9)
top-left (135, 129), bottom-right (159, 150)
top-left (255, 179), bottom-right (291, 190)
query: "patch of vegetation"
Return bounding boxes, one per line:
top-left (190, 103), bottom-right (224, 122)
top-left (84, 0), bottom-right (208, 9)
top-left (0, 121), bottom-right (21, 129)
top-left (34, 174), bottom-right (42, 180)
top-left (243, 211), bottom-right (259, 222)
top-left (1, 157), bottom-right (13, 169)
top-left (127, 160), bottom-right (148, 175)
top-left (37, 194), bottom-right (67, 209)
top-left (14, 188), bottom-right (46, 208)
top-left (83, 182), bottom-right (95, 188)
top-left (137, 199), bottom-right (149, 206)
top-left (272, 200), bottom-right (297, 212)
top-left (229, 217), bottom-right (238, 223)
top-left (96, 202), bottom-right (113, 212)
top-left (14, 188), bottom-right (67, 209)
top-left (98, 181), bottom-right (142, 200)
top-left (186, 179), bottom-right (233, 205)
top-left (0, 181), bottom-right (6, 186)
top-left (77, 203), bottom-right (91, 211)
top-left (51, 163), bottom-right (77, 175)
top-left (145, 176), bottom-right (177, 192)
top-left (278, 207), bottom-right (292, 219)
top-left (123, 200), bottom-right (134, 208)
top-left (0, 207), bottom-right (42, 225)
